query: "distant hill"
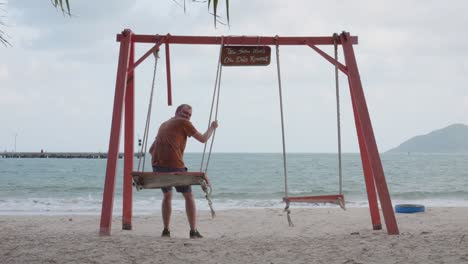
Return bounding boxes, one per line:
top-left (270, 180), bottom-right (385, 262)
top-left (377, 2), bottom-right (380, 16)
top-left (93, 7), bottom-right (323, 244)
top-left (387, 124), bottom-right (468, 153)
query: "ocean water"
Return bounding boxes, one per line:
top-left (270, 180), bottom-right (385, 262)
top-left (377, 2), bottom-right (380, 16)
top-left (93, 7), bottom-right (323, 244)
top-left (0, 153), bottom-right (467, 215)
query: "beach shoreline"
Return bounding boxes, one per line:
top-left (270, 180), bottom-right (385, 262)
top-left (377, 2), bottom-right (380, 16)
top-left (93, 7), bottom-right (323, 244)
top-left (1, 207), bottom-right (468, 263)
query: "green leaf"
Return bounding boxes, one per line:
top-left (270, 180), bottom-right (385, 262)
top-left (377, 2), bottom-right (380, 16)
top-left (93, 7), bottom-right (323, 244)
top-left (65, 0), bottom-right (71, 15)
top-left (51, 0), bottom-right (71, 16)
top-left (225, 0), bottom-right (230, 26)
top-left (213, 0), bottom-right (218, 27)
top-left (0, 28), bottom-right (11, 47)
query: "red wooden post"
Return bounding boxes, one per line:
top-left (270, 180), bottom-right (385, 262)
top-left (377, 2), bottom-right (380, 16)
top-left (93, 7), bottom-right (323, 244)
top-left (99, 29), bottom-right (133, 236)
top-left (347, 85), bottom-right (382, 230)
top-left (165, 42), bottom-right (172, 106)
top-left (341, 32), bottom-right (399, 235)
top-left (122, 40), bottom-right (135, 230)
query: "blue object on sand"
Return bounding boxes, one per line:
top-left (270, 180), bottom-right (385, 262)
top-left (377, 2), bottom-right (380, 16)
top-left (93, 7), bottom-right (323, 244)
top-left (395, 204), bottom-right (425, 213)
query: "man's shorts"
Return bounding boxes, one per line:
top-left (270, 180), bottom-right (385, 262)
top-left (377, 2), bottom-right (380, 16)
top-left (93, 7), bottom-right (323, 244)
top-left (152, 166), bottom-right (192, 193)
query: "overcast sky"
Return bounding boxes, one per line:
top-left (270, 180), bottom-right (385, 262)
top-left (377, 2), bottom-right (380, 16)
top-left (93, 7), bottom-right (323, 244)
top-left (1, 0), bottom-right (467, 153)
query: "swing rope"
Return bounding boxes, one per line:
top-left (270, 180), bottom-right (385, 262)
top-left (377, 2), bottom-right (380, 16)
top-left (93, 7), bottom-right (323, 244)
top-left (278, 34), bottom-right (345, 226)
top-left (274, 36), bottom-right (293, 227)
top-left (200, 36), bottom-right (225, 174)
top-left (137, 50), bottom-right (160, 173)
top-left (333, 33), bottom-right (343, 196)
top-left (198, 36), bottom-right (225, 218)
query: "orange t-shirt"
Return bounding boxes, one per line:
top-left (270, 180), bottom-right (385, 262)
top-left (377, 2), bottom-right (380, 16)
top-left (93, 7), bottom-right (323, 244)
top-left (149, 117), bottom-right (197, 168)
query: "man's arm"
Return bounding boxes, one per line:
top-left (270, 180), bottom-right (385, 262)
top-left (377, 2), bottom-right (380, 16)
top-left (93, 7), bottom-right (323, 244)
top-left (193, 121), bottom-right (218, 143)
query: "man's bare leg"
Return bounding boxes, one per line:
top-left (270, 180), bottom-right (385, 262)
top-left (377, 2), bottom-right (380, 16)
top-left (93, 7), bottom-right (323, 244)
top-left (182, 192), bottom-right (196, 230)
top-left (162, 191), bottom-right (172, 229)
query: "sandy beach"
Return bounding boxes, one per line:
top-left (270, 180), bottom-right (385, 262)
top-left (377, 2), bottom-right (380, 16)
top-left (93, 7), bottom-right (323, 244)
top-left (1, 207), bottom-right (468, 264)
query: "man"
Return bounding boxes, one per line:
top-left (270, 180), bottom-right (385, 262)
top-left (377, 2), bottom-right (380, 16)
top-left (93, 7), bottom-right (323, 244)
top-left (149, 104), bottom-right (218, 238)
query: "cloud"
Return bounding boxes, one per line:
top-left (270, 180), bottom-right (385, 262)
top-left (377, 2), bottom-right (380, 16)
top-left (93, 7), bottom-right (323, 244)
top-left (0, 63), bottom-right (8, 80)
top-left (1, 0), bottom-right (468, 152)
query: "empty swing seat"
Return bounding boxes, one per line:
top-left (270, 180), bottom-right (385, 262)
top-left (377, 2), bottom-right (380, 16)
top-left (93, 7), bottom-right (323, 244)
top-left (131, 171), bottom-right (208, 190)
top-left (283, 194), bottom-right (345, 209)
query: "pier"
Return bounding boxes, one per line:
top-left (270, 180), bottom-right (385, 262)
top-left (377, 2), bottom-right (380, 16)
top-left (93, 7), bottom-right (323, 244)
top-left (0, 152), bottom-right (144, 159)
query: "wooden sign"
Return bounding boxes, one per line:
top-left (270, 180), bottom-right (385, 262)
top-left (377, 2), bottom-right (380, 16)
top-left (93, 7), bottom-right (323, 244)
top-left (221, 46), bottom-right (271, 66)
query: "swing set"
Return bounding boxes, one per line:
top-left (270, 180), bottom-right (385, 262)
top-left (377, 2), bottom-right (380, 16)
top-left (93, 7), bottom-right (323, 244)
top-left (99, 29), bottom-right (399, 236)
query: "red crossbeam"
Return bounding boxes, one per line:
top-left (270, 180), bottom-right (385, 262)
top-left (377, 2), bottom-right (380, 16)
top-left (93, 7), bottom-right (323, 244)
top-left (117, 34), bottom-right (358, 46)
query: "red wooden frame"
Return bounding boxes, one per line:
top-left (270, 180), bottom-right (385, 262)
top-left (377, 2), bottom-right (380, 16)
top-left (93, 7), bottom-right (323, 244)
top-left (99, 29), bottom-right (399, 236)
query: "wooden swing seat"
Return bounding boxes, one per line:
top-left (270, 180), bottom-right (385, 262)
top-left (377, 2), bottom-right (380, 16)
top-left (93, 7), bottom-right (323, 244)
top-left (131, 171), bottom-right (208, 190)
top-left (283, 194), bottom-right (345, 209)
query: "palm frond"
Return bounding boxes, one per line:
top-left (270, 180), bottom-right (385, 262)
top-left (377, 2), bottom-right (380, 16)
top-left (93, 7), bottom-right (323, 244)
top-left (1, 0), bottom-right (73, 47)
top-left (213, 0), bottom-right (218, 27)
top-left (208, 12), bottom-right (227, 26)
top-left (0, 29), bottom-right (11, 47)
top-left (0, 1), bottom-right (10, 47)
top-left (225, 0), bottom-right (229, 26)
top-left (172, 0), bottom-right (185, 9)
top-left (190, 0), bottom-right (230, 27)
top-left (51, 0), bottom-right (71, 16)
